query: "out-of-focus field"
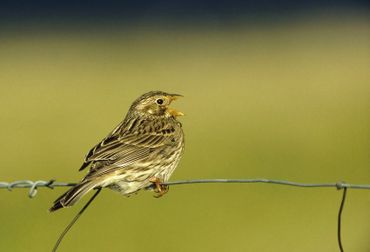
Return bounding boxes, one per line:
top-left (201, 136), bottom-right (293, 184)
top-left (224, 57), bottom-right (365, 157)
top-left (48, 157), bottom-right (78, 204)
top-left (0, 14), bottom-right (369, 252)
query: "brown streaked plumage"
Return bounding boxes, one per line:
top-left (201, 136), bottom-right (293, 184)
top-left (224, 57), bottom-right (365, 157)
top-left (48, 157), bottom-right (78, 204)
top-left (49, 91), bottom-right (185, 212)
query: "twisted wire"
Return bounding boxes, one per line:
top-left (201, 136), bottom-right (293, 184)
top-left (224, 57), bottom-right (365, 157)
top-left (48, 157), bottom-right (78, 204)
top-left (0, 180), bottom-right (76, 198)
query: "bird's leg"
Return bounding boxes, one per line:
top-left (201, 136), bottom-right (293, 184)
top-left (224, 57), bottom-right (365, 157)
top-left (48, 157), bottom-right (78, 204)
top-left (149, 177), bottom-right (169, 198)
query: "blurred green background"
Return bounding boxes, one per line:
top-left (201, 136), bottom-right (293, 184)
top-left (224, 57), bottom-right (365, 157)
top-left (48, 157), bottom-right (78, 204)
top-left (0, 2), bottom-right (369, 252)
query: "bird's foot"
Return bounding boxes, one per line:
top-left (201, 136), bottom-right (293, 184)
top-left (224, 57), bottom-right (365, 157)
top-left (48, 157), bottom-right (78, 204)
top-left (149, 177), bottom-right (169, 198)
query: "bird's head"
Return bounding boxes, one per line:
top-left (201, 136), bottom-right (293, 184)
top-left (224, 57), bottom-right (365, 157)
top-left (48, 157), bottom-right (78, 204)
top-left (129, 91), bottom-right (184, 119)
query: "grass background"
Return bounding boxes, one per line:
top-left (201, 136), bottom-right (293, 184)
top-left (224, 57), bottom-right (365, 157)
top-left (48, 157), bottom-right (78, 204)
top-left (0, 13), bottom-right (369, 252)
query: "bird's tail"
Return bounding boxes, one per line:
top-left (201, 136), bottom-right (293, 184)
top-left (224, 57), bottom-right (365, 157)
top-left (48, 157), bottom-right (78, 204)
top-left (49, 180), bottom-right (99, 212)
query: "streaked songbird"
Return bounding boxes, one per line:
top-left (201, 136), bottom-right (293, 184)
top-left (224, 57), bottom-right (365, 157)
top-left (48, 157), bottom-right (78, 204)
top-left (50, 91), bottom-right (185, 212)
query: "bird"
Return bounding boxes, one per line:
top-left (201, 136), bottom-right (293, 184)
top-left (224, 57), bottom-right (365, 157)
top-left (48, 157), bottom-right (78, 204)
top-left (49, 91), bottom-right (185, 212)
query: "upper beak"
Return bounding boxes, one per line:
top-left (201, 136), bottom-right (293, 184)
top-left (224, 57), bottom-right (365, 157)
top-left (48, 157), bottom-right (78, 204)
top-left (169, 94), bottom-right (183, 101)
top-left (167, 94), bottom-right (184, 117)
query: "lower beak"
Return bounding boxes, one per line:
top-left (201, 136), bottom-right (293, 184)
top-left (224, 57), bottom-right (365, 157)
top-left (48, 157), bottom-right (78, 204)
top-left (167, 108), bottom-right (184, 117)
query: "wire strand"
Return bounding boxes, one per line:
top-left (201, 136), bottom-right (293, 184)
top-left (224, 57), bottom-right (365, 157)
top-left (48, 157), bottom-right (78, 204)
top-left (1, 179), bottom-right (369, 198)
top-left (52, 188), bottom-right (102, 252)
top-left (338, 187), bottom-right (347, 252)
top-left (1, 179), bottom-right (368, 252)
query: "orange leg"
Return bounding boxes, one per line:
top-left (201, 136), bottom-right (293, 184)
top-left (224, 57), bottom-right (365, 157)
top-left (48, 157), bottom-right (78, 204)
top-left (149, 177), bottom-right (169, 198)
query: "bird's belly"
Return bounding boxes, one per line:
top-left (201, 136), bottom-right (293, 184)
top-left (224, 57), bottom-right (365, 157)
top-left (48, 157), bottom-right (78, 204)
top-left (107, 148), bottom-right (183, 196)
top-left (105, 137), bottom-right (184, 196)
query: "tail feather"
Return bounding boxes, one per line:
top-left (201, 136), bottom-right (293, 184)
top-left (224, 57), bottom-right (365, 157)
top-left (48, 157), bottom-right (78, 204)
top-left (49, 180), bottom-right (98, 212)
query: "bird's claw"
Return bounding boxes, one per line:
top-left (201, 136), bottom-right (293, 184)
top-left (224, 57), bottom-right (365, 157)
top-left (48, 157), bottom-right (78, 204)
top-left (149, 177), bottom-right (169, 198)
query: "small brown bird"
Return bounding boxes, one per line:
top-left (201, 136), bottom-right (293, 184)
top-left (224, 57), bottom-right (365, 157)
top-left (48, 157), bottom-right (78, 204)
top-left (50, 91), bottom-right (185, 212)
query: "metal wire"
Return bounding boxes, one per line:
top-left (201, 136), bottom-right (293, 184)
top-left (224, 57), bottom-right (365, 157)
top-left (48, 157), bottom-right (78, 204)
top-left (1, 179), bottom-right (369, 198)
top-left (52, 188), bottom-right (102, 252)
top-left (163, 179), bottom-right (370, 189)
top-left (1, 178), bottom-right (369, 252)
top-left (0, 180), bottom-right (77, 198)
top-left (338, 187), bottom-right (348, 252)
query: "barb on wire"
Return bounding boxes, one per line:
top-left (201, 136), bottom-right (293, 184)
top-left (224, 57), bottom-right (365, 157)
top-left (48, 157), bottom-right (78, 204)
top-left (0, 180), bottom-right (77, 198)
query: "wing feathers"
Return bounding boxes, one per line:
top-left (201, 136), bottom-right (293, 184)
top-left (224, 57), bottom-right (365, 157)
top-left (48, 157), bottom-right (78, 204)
top-left (79, 117), bottom-right (176, 173)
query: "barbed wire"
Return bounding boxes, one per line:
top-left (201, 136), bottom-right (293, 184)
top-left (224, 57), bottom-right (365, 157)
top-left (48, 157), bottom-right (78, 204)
top-left (1, 178), bottom-right (369, 252)
top-left (0, 180), bottom-right (76, 198)
top-left (1, 179), bottom-right (369, 199)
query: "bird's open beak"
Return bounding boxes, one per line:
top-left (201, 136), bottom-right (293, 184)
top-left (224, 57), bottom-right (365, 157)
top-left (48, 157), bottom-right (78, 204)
top-left (167, 94), bottom-right (184, 117)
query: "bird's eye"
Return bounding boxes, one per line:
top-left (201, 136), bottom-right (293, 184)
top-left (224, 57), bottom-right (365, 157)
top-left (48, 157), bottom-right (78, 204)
top-left (156, 99), bottom-right (164, 105)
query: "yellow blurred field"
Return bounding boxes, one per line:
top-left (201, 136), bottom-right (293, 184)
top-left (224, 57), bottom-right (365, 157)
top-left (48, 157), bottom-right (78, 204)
top-left (0, 14), bottom-right (369, 251)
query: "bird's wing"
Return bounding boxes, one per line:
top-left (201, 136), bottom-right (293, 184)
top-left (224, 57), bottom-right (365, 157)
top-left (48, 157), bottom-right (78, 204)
top-left (79, 118), bottom-right (177, 175)
top-left (79, 121), bottom-right (124, 171)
